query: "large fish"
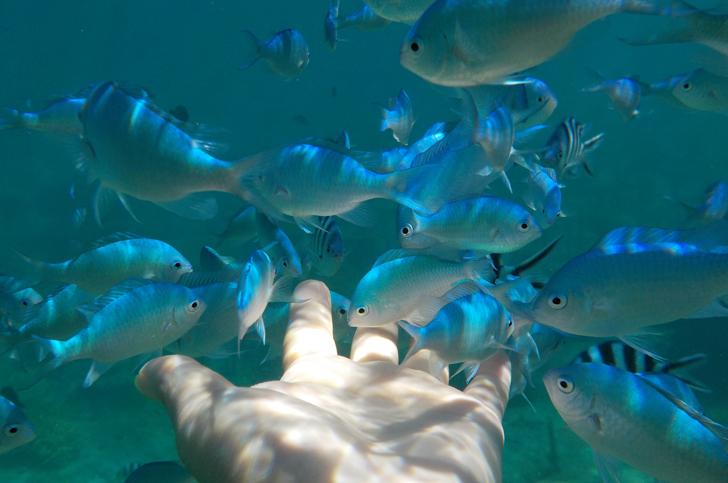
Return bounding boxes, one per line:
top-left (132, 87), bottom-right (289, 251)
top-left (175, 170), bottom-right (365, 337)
top-left (14, 232), bottom-right (192, 295)
top-left (400, 0), bottom-right (691, 86)
top-left (31, 278), bottom-right (205, 387)
top-left (361, 0), bottom-right (437, 24)
top-left (526, 223), bottom-right (728, 342)
top-left (544, 363), bottom-right (728, 483)
top-left (0, 396), bottom-right (35, 455)
top-left (79, 82), bottom-right (263, 222)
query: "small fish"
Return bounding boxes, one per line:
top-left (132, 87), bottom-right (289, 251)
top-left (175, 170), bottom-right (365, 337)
top-left (79, 82), bottom-right (263, 222)
top-left (324, 0), bottom-right (340, 50)
top-left (335, 4), bottom-right (391, 32)
top-left (237, 250), bottom-right (290, 347)
top-left (666, 68), bottom-right (728, 114)
top-left (0, 97), bottom-right (85, 136)
top-left (620, 9), bottom-right (728, 57)
top-left (522, 165), bottom-right (563, 226)
top-left (348, 249), bottom-right (496, 327)
top-left (582, 69), bottom-right (648, 121)
top-left (239, 29), bottom-right (310, 78)
top-left (539, 117), bottom-right (605, 176)
top-left (526, 222), bottom-right (728, 345)
top-left (303, 216), bottom-right (345, 277)
top-left (399, 197), bottom-right (542, 254)
top-left (0, 284), bottom-right (95, 355)
top-left (509, 322), bottom-right (567, 398)
top-left (71, 207), bottom-right (87, 228)
top-left (400, 0), bottom-right (693, 86)
top-left (544, 363), bottom-right (728, 483)
top-left (667, 181), bottom-right (728, 223)
top-left (255, 211), bottom-right (302, 277)
top-left (31, 278), bottom-right (205, 388)
top-left (14, 232), bottom-right (192, 295)
top-left (378, 89), bottom-right (414, 145)
top-left (399, 282), bottom-right (514, 381)
top-left (123, 461), bottom-right (194, 483)
top-left (571, 340), bottom-right (709, 392)
top-left (361, 0), bottom-right (436, 24)
top-left (0, 283), bottom-right (42, 328)
top-left (211, 206), bottom-right (257, 247)
top-left (0, 387), bottom-right (22, 409)
top-left (0, 396), bottom-right (35, 454)
top-left (457, 78), bottom-right (558, 129)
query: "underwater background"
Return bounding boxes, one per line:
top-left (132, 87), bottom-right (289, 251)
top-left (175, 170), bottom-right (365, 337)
top-left (0, 0), bottom-right (726, 481)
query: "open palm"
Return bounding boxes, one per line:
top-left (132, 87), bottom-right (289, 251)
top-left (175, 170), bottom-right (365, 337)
top-left (136, 280), bottom-right (512, 483)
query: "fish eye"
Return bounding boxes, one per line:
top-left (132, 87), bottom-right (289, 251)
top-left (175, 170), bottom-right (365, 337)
top-left (507, 317), bottom-right (513, 327)
top-left (356, 305), bottom-right (368, 316)
top-left (189, 301), bottom-right (200, 312)
top-left (408, 36), bottom-right (424, 57)
top-left (21, 300), bottom-right (28, 307)
top-left (4, 425), bottom-right (19, 436)
top-left (682, 82), bottom-right (692, 91)
top-left (326, 247), bottom-right (332, 253)
top-left (172, 260), bottom-right (183, 270)
top-left (400, 223), bottom-right (414, 238)
top-left (338, 307), bottom-right (347, 316)
top-left (548, 292), bottom-right (567, 309)
top-left (556, 376), bottom-right (575, 394)
top-left (517, 220), bottom-right (530, 233)
top-left (282, 259), bottom-right (289, 268)
top-left (557, 153), bottom-right (564, 159)
top-left (537, 97), bottom-right (544, 103)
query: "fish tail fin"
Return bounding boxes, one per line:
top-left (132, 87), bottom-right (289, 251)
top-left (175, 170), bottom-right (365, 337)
top-left (21, 337), bottom-right (67, 389)
top-left (470, 258), bottom-right (498, 286)
top-left (383, 165), bottom-right (439, 214)
top-left (227, 151), bottom-right (269, 199)
top-left (0, 107), bottom-right (22, 130)
top-left (621, 0), bottom-right (696, 16)
top-left (0, 329), bottom-right (26, 356)
top-left (581, 67), bottom-right (608, 92)
top-left (10, 248), bottom-right (57, 287)
top-left (397, 321), bottom-right (424, 366)
top-left (663, 353), bottom-right (711, 392)
top-left (664, 195), bottom-right (702, 221)
top-left (239, 30), bottom-right (264, 71)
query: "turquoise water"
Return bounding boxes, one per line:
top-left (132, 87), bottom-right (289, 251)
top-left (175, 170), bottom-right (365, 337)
top-left (0, 0), bottom-right (726, 481)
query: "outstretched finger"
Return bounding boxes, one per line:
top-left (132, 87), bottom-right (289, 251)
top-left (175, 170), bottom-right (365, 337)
top-left (282, 280), bottom-right (337, 373)
top-left (463, 351), bottom-right (511, 420)
top-left (350, 324), bottom-right (399, 364)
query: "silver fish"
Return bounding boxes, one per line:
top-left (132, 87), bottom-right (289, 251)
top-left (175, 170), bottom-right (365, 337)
top-left (324, 0), bottom-right (340, 50)
top-left (79, 82), bottom-right (262, 222)
top-left (0, 97), bottom-right (85, 136)
top-left (33, 278), bottom-right (205, 387)
top-left (211, 206), bottom-right (257, 247)
top-left (303, 216), bottom-right (345, 277)
top-left (399, 197), bottom-right (541, 253)
top-left (582, 69), bottom-right (648, 121)
top-left (0, 396), bottom-right (35, 455)
top-left (522, 165), bottom-right (563, 226)
top-left (399, 282), bottom-right (514, 380)
top-left (379, 89), bottom-right (414, 145)
top-left (14, 232), bottom-right (192, 295)
top-left (400, 0), bottom-right (691, 86)
top-left (336, 4), bottom-right (391, 31)
top-left (539, 117), bottom-right (605, 175)
top-left (544, 363), bottom-right (728, 483)
top-left (0, 284), bottom-right (95, 355)
top-left (666, 68), bottom-right (728, 114)
top-left (255, 211), bottom-right (302, 277)
top-left (348, 249), bottom-right (496, 327)
top-left (239, 29), bottom-right (310, 78)
top-left (668, 181), bottom-right (728, 223)
top-left (527, 222), bottom-right (728, 341)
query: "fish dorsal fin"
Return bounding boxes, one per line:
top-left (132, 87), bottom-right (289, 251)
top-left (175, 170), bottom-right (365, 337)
top-left (199, 246), bottom-right (236, 271)
top-left (641, 376), bottom-right (728, 453)
top-left (83, 277), bottom-right (154, 315)
top-left (407, 282), bottom-right (483, 327)
top-left (542, 167), bottom-right (558, 183)
top-left (0, 275), bottom-right (25, 294)
top-left (372, 249), bottom-right (424, 268)
top-left (81, 232), bottom-right (142, 253)
top-left (23, 284), bottom-right (75, 323)
top-left (177, 269), bottom-right (240, 288)
top-left (423, 122), bottom-right (447, 138)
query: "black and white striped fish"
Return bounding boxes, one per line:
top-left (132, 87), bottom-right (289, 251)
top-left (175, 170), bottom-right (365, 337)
top-left (571, 341), bottom-right (709, 391)
top-left (302, 216), bottom-right (345, 277)
top-left (540, 117), bottom-right (604, 176)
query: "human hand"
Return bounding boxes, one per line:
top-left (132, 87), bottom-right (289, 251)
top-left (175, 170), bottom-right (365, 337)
top-left (135, 280), bottom-right (512, 483)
